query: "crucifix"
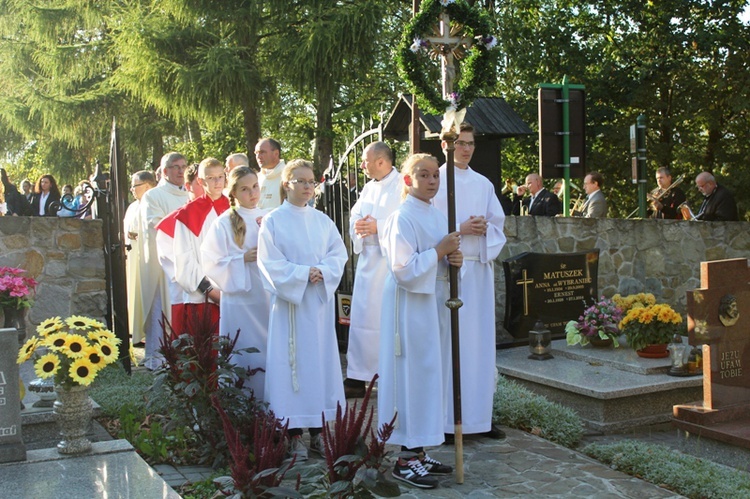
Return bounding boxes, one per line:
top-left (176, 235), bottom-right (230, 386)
top-left (516, 269), bottom-right (535, 316)
top-left (422, 10), bottom-right (474, 485)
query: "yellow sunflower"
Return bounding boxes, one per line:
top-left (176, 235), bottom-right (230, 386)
top-left (37, 317), bottom-right (65, 337)
top-left (44, 332), bottom-right (68, 351)
top-left (88, 329), bottom-right (121, 346)
top-left (62, 334), bottom-right (90, 358)
top-left (69, 357), bottom-right (98, 386)
top-left (35, 353), bottom-right (61, 378)
top-left (95, 340), bottom-right (120, 364)
top-left (66, 315), bottom-right (102, 332)
top-left (17, 337), bottom-right (40, 364)
top-left (83, 345), bottom-right (105, 370)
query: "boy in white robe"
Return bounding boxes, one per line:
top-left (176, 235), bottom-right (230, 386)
top-left (202, 167), bottom-right (270, 399)
top-left (434, 123), bottom-right (507, 441)
top-left (344, 141), bottom-right (402, 398)
top-left (258, 159), bottom-right (347, 462)
top-left (173, 158), bottom-right (229, 332)
top-left (378, 154), bottom-right (462, 489)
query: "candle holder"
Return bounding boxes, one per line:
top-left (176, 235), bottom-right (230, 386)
top-left (667, 334), bottom-right (688, 376)
top-left (528, 321), bottom-right (553, 360)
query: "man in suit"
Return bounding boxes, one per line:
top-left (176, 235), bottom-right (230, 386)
top-left (512, 173), bottom-right (561, 216)
top-left (695, 171), bottom-right (738, 221)
top-left (574, 171), bottom-right (607, 218)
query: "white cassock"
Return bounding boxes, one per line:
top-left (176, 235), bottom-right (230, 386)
top-left (139, 183), bottom-right (188, 361)
top-left (258, 160), bottom-right (286, 210)
top-left (257, 201), bottom-right (347, 428)
top-left (346, 168), bottom-right (403, 382)
top-left (378, 195), bottom-right (448, 449)
top-left (123, 200), bottom-right (145, 345)
top-left (202, 206), bottom-right (270, 400)
top-left (434, 165), bottom-right (506, 434)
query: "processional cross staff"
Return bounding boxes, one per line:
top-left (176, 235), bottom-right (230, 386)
top-left (423, 11), bottom-right (474, 485)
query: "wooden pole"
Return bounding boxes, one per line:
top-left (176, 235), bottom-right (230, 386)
top-left (442, 128), bottom-right (464, 484)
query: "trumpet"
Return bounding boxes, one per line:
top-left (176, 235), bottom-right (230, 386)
top-left (570, 195), bottom-right (584, 216)
top-left (678, 202), bottom-right (699, 221)
top-left (502, 178), bottom-right (519, 196)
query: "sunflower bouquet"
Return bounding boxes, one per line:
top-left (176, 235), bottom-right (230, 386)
top-left (17, 315), bottom-right (121, 389)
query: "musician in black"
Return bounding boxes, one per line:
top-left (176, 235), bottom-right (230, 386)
top-left (648, 167), bottom-right (686, 219)
top-left (695, 171), bottom-right (738, 221)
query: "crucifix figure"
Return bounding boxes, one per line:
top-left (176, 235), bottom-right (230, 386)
top-left (423, 13), bottom-right (474, 102)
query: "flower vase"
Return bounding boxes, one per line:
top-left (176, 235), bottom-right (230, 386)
top-left (2, 304), bottom-right (26, 344)
top-left (589, 336), bottom-right (614, 348)
top-left (636, 344), bottom-right (669, 359)
top-left (53, 385), bottom-right (93, 454)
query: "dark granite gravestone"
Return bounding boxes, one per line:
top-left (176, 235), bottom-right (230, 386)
top-left (503, 250), bottom-right (599, 344)
top-left (673, 258), bottom-right (750, 449)
top-left (0, 328), bottom-right (26, 463)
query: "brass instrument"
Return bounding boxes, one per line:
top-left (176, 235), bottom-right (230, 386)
top-left (570, 194), bottom-right (584, 216)
top-left (520, 204), bottom-right (529, 216)
top-left (501, 178), bottom-right (519, 196)
top-left (678, 202), bottom-right (699, 221)
top-left (626, 174), bottom-right (685, 219)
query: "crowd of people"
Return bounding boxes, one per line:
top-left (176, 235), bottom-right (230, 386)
top-left (0, 169), bottom-right (94, 218)
top-left (124, 126), bottom-right (511, 489)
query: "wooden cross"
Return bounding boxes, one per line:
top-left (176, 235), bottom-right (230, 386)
top-left (423, 12), bottom-right (474, 100)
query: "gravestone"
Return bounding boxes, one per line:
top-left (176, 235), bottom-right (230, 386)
top-left (673, 258), bottom-right (750, 449)
top-left (503, 250), bottom-right (599, 345)
top-left (0, 327), bottom-right (26, 463)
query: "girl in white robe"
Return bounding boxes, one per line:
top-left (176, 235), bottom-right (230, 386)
top-left (257, 159), bottom-right (347, 460)
top-left (378, 154), bottom-right (462, 488)
top-left (202, 167), bottom-right (270, 400)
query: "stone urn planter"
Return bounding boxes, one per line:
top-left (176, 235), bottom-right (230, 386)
top-left (53, 384), bottom-right (93, 454)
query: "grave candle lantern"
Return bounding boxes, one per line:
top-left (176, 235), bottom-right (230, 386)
top-left (528, 320), bottom-right (553, 360)
top-left (668, 334), bottom-right (688, 376)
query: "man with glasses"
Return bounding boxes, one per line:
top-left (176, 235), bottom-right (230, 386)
top-left (434, 122), bottom-right (507, 442)
top-left (694, 171), bottom-right (738, 221)
top-left (254, 138), bottom-right (286, 209)
top-left (124, 170), bottom-right (157, 348)
top-left (139, 152), bottom-right (190, 368)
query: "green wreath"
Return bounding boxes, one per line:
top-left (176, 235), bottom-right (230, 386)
top-left (397, 0), bottom-right (497, 115)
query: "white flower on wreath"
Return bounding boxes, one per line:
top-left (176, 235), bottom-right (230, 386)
top-left (440, 0), bottom-right (456, 6)
top-left (478, 35), bottom-right (497, 50)
top-left (410, 37), bottom-right (424, 53)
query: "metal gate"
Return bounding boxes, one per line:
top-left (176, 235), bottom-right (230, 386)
top-left (319, 119), bottom-right (383, 350)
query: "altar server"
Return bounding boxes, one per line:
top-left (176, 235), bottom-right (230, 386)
top-left (378, 154), bottom-right (461, 489)
top-left (258, 159), bottom-right (347, 462)
top-left (202, 167), bottom-right (270, 399)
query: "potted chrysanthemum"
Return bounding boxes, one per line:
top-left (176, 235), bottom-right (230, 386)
top-left (618, 302), bottom-right (684, 358)
top-left (17, 315), bottom-right (121, 454)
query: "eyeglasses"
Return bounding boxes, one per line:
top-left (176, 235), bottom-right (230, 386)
top-left (455, 140), bottom-right (475, 148)
top-left (130, 183), bottom-right (145, 190)
top-left (288, 179), bottom-right (319, 187)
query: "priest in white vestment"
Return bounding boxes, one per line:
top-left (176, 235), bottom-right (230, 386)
top-left (254, 137), bottom-right (286, 209)
top-left (345, 142), bottom-right (403, 398)
top-left (138, 153), bottom-right (189, 368)
top-left (434, 123), bottom-right (507, 439)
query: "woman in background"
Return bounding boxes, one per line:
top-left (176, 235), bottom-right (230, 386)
top-left (31, 174), bottom-right (61, 217)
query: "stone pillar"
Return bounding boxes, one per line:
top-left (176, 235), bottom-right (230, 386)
top-left (0, 327), bottom-right (26, 463)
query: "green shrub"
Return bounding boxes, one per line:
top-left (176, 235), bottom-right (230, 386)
top-left (89, 363), bottom-right (158, 417)
top-left (493, 376), bottom-right (583, 448)
top-left (584, 440), bottom-right (750, 499)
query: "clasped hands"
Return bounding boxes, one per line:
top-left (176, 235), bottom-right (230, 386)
top-left (354, 215), bottom-right (378, 238)
top-left (459, 215), bottom-right (488, 236)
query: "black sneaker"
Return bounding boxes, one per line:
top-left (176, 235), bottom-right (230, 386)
top-left (419, 453), bottom-right (453, 475)
top-left (392, 458), bottom-right (438, 489)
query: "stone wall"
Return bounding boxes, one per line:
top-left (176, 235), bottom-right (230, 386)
top-left (0, 217), bottom-right (107, 331)
top-left (495, 217), bottom-right (750, 330)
